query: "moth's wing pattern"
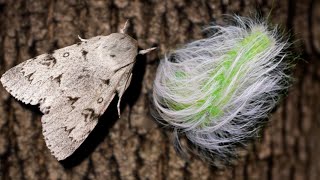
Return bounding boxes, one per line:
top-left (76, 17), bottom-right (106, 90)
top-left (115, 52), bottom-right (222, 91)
top-left (1, 53), bottom-right (66, 106)
top-left (41, 65), bottom-right (135, 160)
top-left (0, 34), bottom-right (138, 160)
top-left (0, 36), bottom-right (103, 107)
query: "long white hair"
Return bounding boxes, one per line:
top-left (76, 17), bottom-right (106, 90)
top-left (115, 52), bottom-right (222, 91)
top-left (152, 16), bottom-right (293, 165)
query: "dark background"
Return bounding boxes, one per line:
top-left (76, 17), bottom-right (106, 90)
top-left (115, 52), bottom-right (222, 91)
top-left (0, 0), bottom-right (319, 179)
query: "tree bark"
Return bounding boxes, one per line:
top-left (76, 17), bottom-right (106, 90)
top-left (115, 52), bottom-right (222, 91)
top-left (0, 0), bottom-right (319, 179)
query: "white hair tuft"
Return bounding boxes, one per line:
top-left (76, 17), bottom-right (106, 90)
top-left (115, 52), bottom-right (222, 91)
top-left (152, 15), bottom-right (293, 165)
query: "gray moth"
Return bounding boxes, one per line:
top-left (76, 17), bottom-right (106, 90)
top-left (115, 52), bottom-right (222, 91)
top-left (0, 22), bottom-right (155, 160)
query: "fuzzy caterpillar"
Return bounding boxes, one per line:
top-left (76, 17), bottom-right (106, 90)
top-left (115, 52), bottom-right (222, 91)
top-left (152, 16), bottom-right (292, 165)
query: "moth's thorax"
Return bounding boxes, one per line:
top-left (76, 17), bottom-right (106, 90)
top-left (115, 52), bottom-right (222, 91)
top-left (97, 33), bottom-right (138, 68)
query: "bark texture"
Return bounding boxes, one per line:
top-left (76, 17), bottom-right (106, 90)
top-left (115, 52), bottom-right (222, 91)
top-left (0, 0), bottom-right (319, 179)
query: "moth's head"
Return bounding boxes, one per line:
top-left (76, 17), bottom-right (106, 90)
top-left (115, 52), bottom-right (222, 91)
top-left (98, 33), bottom-right (138, 68)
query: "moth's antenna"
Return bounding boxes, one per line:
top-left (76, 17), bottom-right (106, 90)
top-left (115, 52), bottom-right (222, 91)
top-left (139, 47), bottom-right (157, 55)
top-left (120, 19), bottom-right (156, 54)
top-left (120, 20), bottom-right (129, 34)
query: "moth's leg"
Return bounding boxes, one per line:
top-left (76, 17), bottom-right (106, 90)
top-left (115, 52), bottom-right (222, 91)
top-left (138, 47), bottom-right (157, 55)
top-left (116, 73), bottom-right (133, 117)
top-left (120, 20), bottom-right (129, 34)
top-left (114, 62), bottom-right (134, 72)
top-left (78, 35), bottom-right (88, 42)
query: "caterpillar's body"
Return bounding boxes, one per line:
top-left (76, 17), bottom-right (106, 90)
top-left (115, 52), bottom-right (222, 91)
top-left (152, 16), bottom-right (292, 164)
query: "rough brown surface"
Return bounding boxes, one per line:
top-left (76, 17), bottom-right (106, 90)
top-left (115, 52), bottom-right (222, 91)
top-left (0, 0), bottom-right (319, 179)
